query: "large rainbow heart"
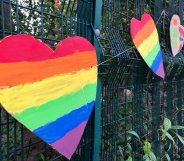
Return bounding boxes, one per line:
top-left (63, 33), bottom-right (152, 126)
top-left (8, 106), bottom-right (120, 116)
top-left (170, 14), bottom-right (184, 56)
top-left (130, 13), bottom-right (165, 78)
top-left (0, 35), bottom-right (97, 159)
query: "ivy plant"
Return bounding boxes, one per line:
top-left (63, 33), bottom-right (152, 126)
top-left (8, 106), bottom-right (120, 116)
top-left (119, 130), bottom-right (157, 161)
top-left (159, 117), bottom-right (184, 161)
top-left (161, 117), bottom-right (184, 145)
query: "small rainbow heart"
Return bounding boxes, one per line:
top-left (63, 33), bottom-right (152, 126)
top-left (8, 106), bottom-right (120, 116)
top-left (130, 13), bottom-right (165, 78)
top-left (170, 14), bottom-right (184, 56)
top-left (0, 35), bottom-right (97, 159)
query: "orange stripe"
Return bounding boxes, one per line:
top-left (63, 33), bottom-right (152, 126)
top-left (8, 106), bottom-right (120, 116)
top-left (0, 51), bottom-right (97, 87)
top-left (133, 18), bottom-right (155, 47)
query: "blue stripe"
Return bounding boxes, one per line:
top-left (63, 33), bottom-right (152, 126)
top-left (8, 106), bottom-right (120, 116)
top-left (150, 50), bottom-right (162, 73)
top-left (33, 101), bottom-right (94, 144)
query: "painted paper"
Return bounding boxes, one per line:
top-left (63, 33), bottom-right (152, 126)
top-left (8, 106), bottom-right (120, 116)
top-left (170, 14), bottom-right (184, 56)
top-left (0, 35), bottom-right (97, 159)
top-left (130, 13), bottom-right (165, 78)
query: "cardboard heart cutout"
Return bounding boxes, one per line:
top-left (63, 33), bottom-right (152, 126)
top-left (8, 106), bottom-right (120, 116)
top-left (170, 14), bottom-right (184, 56)
top-left (0, 35), bottom-right (97, 159)
top-left (130, 13), bottom-right (165, 78)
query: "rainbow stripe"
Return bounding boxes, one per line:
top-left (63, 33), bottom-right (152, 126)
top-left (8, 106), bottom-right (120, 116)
top-left (130, 13), bottom-right (165, 78)
top-left (0, 35), bottom-right (97, 159)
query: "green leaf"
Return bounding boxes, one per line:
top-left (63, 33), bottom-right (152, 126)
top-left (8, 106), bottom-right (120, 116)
top-left (150, 151), bottom-right (157, 161)
top-left (165, 152), bottom-right (171, 161)
top-left (175, 133), bottom-right (184, 146)
top-left (118, 146), bottom-right (123, 157)
top-left (163, 118), bottom-right (171, 131)
top-left (39, 153), bottom-right (45, 161)
top-left (167, 143), bottom-right (172, 152)
top-left (143, 140), bottom-right (151, 154)
top-left (143, 154), bottom-right (149, 160)
top-left (127, 156), bottom-right (132, 161)
top-left (165, 132), bottom-right (175, 144)
top-left (161, 130), bottom-right (166, 140)
top-left (127, 136), bottom-right (132, 142)
top-left (127, 130), bottom-right (140, 140)
top-left (127, 143), bottom-right (132, 151)
top-left (171, 126), bottom-right (184, 130)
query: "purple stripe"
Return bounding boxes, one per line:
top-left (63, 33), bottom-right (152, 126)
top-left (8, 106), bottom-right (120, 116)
top-left (33, 101), bottom-right (94, 144)
top-left (51, 121), bottom-right (87, 159)
top-left (156, 61), bottom-right (165, 78)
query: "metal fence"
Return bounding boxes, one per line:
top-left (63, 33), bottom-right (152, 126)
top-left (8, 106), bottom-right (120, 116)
top-left (0, 0), bottom-right (184, 161)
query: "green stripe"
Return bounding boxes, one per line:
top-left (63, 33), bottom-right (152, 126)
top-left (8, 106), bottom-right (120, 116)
top-left (14, 83), bottom-right (97, 131)
top-left (144, 42), bottom-right (160, 66)
top-left (173, 28), bottom-right (179, 38)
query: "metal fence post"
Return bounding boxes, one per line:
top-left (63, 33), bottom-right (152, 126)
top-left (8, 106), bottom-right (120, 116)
top-left (154, 0), bottom-right (162, 33)
top-left (93, 0), bottom-right (102, 161)
top-left (178, 0), bottom-right (184, 20)
top-left (177, 80), bottom-right (183, 159)
top-left (152, 82), bottom-right (161, 160)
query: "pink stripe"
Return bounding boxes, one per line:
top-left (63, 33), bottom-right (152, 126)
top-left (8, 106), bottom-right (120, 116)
top-left (51, 121), bottom-right (87, 159)
top-left (131, 18), bottom-right (142, 38)
top-left (131, 14), bottom-right (152, 38)
top-left (179, 26), bottom-right (184, 38)
top-left (156, 62), bottom-right (165, 79)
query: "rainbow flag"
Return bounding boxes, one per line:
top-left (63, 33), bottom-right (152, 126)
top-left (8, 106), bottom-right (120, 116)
top-left (130, 13), bottom-right (165, 78)
top-left (0, 35), bottom-right (97, 159)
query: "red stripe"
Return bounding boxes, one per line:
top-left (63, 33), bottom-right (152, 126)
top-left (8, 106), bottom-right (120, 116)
top-left (0, 35), bottom-right (95, 63)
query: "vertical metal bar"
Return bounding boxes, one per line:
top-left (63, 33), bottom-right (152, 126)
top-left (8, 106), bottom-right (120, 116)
top-left (168, 0), bottom-right (174, 17)
top-left (93, 0), bottom-right (102, 160)
top-left (61, 14), bottom-right (64, 39)
top-left (177, 80), bottom-right (183, 158)
top-left (70, 16), bottom-right (72, 36)
top-left (107, 0), bottom-right (110, 27)
top-left (70, 0), bottom-right (76, 16)
top-left (152, 81), bottom-right (161, 160)
top-left (1, 0), bottom-right (5, 37)
top-left (21, 125), bottom-right (24, 161)
top-left (178, 0), bottom-right (183, 22)
top-left (40, 0), bottom-right (44, 41)
top-left (8, 0), bottom-right (12, 34)
top-left (15, 0), bottom-right (19, 33)
top-left (154, 0), bottom-right (162, 33)
top-left (6, 113), bottom-right (10, 160)
top-left (0, 0), bottom-right (5, 160)
top-left (166, 81), bottom-right (174, 160)
top-left (13, 120), bottom-right (17, 161)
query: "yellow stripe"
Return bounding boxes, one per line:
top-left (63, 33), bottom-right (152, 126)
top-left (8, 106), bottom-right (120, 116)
top-left (0, 67), bottom-right (97, 114)
top-left (137, 29), bottom-right (159, 58)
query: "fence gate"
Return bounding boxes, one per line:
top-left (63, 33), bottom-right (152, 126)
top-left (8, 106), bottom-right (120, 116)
top-left (0, 0), bottom-right (184, 161)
